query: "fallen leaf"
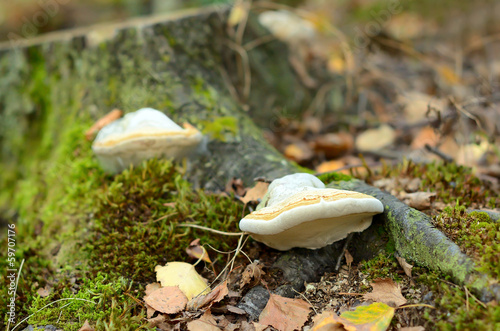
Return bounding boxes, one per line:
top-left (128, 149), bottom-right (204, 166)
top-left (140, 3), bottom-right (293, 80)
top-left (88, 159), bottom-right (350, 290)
top-left (253, 321), bottom-right (271, 331)
top-left (355, 125), bottom-right (396, 152)
top-left (155, 262), bottom-right (210, 300)
top-left (345, 250), bottom-right (353, 268)
top-left (37, 286), bottom-right (51, 298)
top-left (186, 239), bottom-right (212, 264)
top-left (147, 315), bottom-right (167, 328)
top-left (187, 309), bottom-right (219, 331)
top-left (399, 327), bottom-right (425, 331)
top-left (311, 310), bottom-right (345, 331)
top-left (437, 65), bottom-right (461, 85)
top-left (340, 302), bottom-right (395, 331)
top-left (411, 126), bottom-right (439, 150)
top-left (402, 192), bottom-right (436, 210)
top-left (284, 141), bottom-right (314, 164)
top-left (240, 261), bottom-right (265, 289)
top-left (228, 0), bottom-right (249, 27)
top-left (313, 132), bottom-right (353, 158)
top-left (187, 280), bottom-right (229, 311)
top-left (145, 282), bottom-right (162, 318)
top-left (315, 160), bottom-right (348, 174)
top-left (397, 92), bottom-right (446, 124)
top-left (226, 305), bottom-right (246, 314)
top-left (258, 293), bottom-right (311, 331)
top-left (363, 279), bottom-right (407, 308)
top-left (85, 109), bottom-right (123, 141)
top-left (226, 177), bottom-right (247, 196)
top-left (163, 202), bottom-right (177, 208)
top-left (78, 320), bottom-right (95, 331)
top-left (144, 286), bottom-right (188, 314)
top-left (145, 282), bottom-right (161, 295)
top-left (396, 256), bottom-right (413, 278)
top-left (239, 182), bottom-right (269, 205)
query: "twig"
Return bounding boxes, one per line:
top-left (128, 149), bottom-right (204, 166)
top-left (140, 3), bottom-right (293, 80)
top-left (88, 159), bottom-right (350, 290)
top-left (424, 144), bottom-right (454, 163)
top-left (335, 233), bottom-right (353, 271)
top-left (397, 303), bottom-right (435, 310)
top-left (225, 39), bottom-right (252, 101)
top-left (292, 288), bottom-right (318, 314)
top-left (141, 212), bottom-right (177, 224)
top-left (177, 223), bottom-right (246, 236)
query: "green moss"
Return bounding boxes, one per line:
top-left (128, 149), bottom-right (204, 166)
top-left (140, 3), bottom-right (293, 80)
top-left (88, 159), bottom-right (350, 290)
top-left (317, 171), bottom-right (352, 184)
top-left (86, 158), bottom-right (244, 283)
top-left (26, 272), bottom-right (147, 330)
top-left (433, 205), bottom-right (500, 280)
top-left (417, 271), bottom-right (500, 330)
top-left (358, 252), bottom-right (401, 282)
top-left (201, 116), bottom-right (239, 141)
top-left (379, 159), bottom-right (495, 208)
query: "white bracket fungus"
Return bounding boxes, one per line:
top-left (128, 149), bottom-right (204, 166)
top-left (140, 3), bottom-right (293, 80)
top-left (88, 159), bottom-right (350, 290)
top-left (92, 108), bottom-right (202, 173)
top-left (239, 173), bottom-right (384, 251)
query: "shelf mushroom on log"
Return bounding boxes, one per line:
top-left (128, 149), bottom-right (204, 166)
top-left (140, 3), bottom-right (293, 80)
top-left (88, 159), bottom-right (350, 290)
top-left (92, 108), bottom-right (203, 173)
top-left (239, 173), bottom-right (384, 250)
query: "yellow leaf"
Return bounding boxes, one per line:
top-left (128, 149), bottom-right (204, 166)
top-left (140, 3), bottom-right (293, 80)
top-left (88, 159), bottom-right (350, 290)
top-left (155, 262), bottom-right (210, 300)
top-left (437, 65), bottom-right (461, 85)
top-left (340, 302), bottom-right (395, 331)
top-left (228, 1), bottom-right (249, 27)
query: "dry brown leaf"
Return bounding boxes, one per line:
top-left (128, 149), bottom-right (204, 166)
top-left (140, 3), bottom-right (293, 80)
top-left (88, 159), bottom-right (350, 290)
top-left (37, 286), bottom-right (51, 298)
top-left (78, 320), bottom-right (95, 331)
top-left (187, 309), bottom-right (219, 331)
top-left (315, 160), bottom-right (348, 174)
top-left (363, 278), bottom-right (407, 308)
top-left (399, 327), bottom-right (425, 331)
top-left (396, 256), bottom-right (414, 278)
top-left (226, 177), bottom-right (247, 196)
top-left (345, 250), bottom-right (353, 268)
top-left (397, 92), bottom-right (446, 124)
top-left (258, 293), bottom-right (311, 331)
top-left (311, 310), bottom-right (345, 331)
top-left (186, 239), bottom-right (212, 264)
top-left (284, 141), bottom-right (314, 164)
top-left (85, 109), bottom-right (123, 141)
top-left (240, 261), bottom-right (266, 289)
top-left (145, 282), bottom-right (162, 318)
top-left (411, 126), bottom-right (439, 150)
top-left (313, 132), bottom-right (353, 158)
top-left (402, 192), bottom-right (436, 210)
top-left (144, 286), bottom-right (188, 314)
top-left (239, 182), bottom-right (269, 205)
top-left (147, 315), bottom-right (167, 328)
top-left (253, 321), bottom-right (271, 331)
top-left (163, 202), bottom-right (177, 208)
top-left (145, 282), bottom-right (161, 295)
top-left (187, 280), bottom-right (229, 311)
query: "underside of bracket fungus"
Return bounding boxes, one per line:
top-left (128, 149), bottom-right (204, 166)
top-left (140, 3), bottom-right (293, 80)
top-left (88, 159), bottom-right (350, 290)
top-left (92, 108), bottom-right (203, 173)
top-left (239, 173), bottom-right (384, 250)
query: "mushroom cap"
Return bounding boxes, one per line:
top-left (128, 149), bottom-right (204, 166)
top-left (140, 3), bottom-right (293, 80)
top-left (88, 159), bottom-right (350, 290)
top-left (92, 108), bottom-right (202, 173)
top-left (239, 187), bottom-right (384, 250)
top-left (257, 173), bottom-right (325, 210)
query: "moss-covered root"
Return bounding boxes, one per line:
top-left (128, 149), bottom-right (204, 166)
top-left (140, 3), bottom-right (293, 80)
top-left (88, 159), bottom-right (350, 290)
top-left (328, 179), bottom-right (500, 302)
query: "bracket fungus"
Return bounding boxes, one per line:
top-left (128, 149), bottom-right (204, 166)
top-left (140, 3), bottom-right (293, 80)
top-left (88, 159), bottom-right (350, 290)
top-left (239, 173), bottom-right (384, 250)
top-left (92, 108), bottom-right (203, 173)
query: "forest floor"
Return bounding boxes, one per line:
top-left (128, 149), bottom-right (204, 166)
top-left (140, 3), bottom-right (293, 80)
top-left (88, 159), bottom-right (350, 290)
top-left (0, 0), bottom-right (499, 330)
